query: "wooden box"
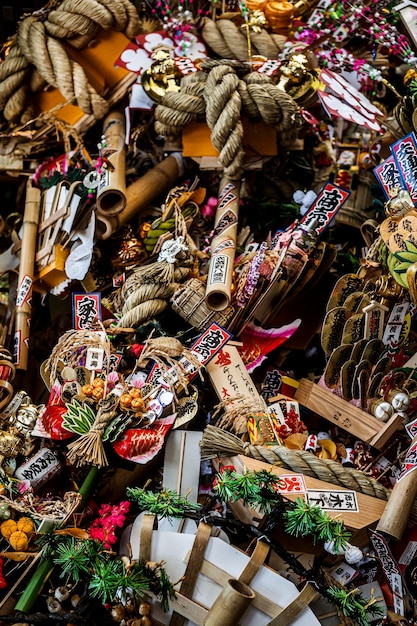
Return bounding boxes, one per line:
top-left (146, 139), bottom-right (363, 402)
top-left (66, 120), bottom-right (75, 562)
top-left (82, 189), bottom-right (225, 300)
top-left (294, 378), bottom-right (403, 450)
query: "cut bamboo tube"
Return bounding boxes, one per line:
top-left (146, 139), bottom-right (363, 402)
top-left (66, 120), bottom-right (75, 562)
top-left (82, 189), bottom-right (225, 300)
top-left (203, 578), bottom-right (255, 626)
top-left (95, 154), bottom-right (182, 240)
top-left (205, 176), bottom-right (239, 311)
top-left (14, 180), bottom-right (41, 370)
top-left (96, 110), bottom-right (127, 216)
top-left (376, 435), bottom-right (417, 540)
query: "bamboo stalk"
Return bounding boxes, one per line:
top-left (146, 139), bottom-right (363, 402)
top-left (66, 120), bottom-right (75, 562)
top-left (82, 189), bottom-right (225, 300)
top-left (95, 154), bottom-right (182, 240)
top-left (376, 434), bottom-right (417, 540)
top-left (205, 176), bottom-right (240, 311)
top-left (14, 180), bottom-right (41, 370)
top-left (203, 578), bottom-right (255, 626)
top-left (14, 553), bottom-right (54, 613)
top-left (96, 110), bottom-right (127, 216)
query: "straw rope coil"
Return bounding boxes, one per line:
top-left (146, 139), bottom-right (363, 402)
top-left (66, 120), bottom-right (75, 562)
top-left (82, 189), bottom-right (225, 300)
top-left (0, 0), bottom-right (140, 122)
top-left (202, 425), bottom-right (417, 524)
top-left (200, 425), bottom-right (390, 500)
top-left (154, 60), bottom-right (302, 178)
top-left (201, 17), bottom-right (287, 60)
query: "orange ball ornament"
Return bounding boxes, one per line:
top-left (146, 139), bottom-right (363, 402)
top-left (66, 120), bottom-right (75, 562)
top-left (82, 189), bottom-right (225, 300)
top-left (92, 388), bottom-right (104, 401)
top-left (9, 530), bottom-right (29, 551)
top-left (120, 393), bottom-right (132, 409)
top-left (81, 384), bottom-right (93, 397)
top-left (17, 517), bottom-right (34, 534)
top-left (131, 397), bottom-right (144, 413)
top-left (1, 519), bottom-right (17, 539)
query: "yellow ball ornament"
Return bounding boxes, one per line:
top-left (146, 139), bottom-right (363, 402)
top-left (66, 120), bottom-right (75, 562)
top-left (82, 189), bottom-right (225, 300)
top-left (17, 517), bottom-right (34, 534)
top-left (9, 530), bottom-right (29, 551)
top-left (0, 519), bottom-right (17, 540)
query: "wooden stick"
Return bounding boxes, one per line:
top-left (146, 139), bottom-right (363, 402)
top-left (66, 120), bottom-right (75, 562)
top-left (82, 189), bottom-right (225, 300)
top-left (376, 435), bottom-right (417, 540)
top-left (95, 154), bottom-right (182, 240)
top-left (96, 110), bottom-right (127, 216)
top-left (205, 176), bottom-right (240, 311)
top-left (14, 180), bottom-right (41, 370)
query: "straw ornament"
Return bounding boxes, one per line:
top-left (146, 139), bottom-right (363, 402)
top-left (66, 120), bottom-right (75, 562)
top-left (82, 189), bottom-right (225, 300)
top-left (44, 323), bottom-right (112, 387)
top-left (136, 335), bottom-right (204, 392)
top-left (66, 394), bottom-right (119, 467)
top-left (0, 0), bottom-right (140, 122)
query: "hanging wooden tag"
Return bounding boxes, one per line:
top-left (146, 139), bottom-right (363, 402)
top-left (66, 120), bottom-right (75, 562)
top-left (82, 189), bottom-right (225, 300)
top-left (363, 301), bottom-right (389, 340)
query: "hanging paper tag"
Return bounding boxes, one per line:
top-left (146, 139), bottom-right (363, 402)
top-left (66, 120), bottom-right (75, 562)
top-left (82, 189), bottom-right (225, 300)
top-left (174, 57), bottom-right (199, 75)
top-left (16, 275), bottom-right (33, 308)
top-left (260, 367), bottom-right (284, 400)
top-left (103, 353), bottom-right (122, 372)
top-left (398, 439), bottom-right (417, 481)
top-left (369, 529), bottom-right (405, 616)
top-left (391, 132), bottom-right (417, 205)
top-left (72, 292), bottom-right (101, 329)
top-left (362, 301), bottom-right (388, 340)
top-left (85, 347), bottom-right (105, 371)
top-left (406, 418), bottom-right (417, 440)
top-left (373, 155), bottom-right (404, 199)
top-left (15, 448), bottom-right (61, 489)
top-left (299, 181), bottom-right (350, 236)
top-left (331, 563), bottom-right (358, 584)
top-left (305, 489), bottom-right (359, 512)
top-left (256, 59), bottom-right (280, 77)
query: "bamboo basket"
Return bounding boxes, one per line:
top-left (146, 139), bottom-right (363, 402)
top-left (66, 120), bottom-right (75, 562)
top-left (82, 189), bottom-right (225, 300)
top-left (171, 278), bottom-right (235, 331)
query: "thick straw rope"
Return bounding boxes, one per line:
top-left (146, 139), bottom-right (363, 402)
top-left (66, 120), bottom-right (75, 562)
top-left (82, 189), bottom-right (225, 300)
top-left (0, 0), bottom-right (140, 122)
top-left (154, 60), bottom-right (302, 177)
top-left (201, 17), bottom-right (287, 60)
top-left (200, 425), bottom-right (390, 500)
top-left (201, 425), bottom-right (417, 525)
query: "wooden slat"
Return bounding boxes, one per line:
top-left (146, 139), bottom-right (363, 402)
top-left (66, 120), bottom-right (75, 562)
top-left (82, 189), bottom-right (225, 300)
top-left (294, 378), bottom-right (402, 449)
top-left (183, 551), bottom-right (283, 617)
top-left (221, 455), bottom-right (387, 531)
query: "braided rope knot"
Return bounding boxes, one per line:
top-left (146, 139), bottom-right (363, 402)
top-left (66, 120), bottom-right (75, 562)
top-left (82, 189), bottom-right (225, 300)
top-left (0, 0), bottom-right (140, 123)
top-left (154, 60), bottom-right (303, 178)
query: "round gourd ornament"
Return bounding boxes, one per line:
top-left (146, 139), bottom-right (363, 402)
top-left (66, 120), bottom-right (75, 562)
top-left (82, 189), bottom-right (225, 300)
top-left (0, 519), bottom-right (17, 539)
top-left (17, 517), bottom-right (34, 534)
top-left (9, 530), bottom-right (29, 551)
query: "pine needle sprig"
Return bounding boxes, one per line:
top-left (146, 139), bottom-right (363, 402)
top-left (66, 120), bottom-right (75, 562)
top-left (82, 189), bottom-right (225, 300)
top-left (88, 559), bottom-right (122, 605)
top-left (326, 586), bottom-right (384, 626)
top-left (53, 537), bottom-right (91, 583)
top-left (126, 486), bottom-right (201, 520)
top-left (283, 498), bottom-right (323, 537)
top-left (212, 467), bottom-right (282, 514)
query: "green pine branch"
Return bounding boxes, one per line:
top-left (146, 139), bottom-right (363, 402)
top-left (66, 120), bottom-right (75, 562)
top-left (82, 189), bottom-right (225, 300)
top-left (126, 486), bottom-right (201, 520)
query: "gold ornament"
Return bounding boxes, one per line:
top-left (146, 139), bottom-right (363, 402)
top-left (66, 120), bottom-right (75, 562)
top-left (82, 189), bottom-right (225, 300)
top-left (141, 45), bottom-right (182, 104)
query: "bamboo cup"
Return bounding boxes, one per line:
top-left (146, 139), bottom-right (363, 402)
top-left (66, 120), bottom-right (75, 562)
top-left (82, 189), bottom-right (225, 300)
top-left (96, 110), bottom-right (127, 216)
top-left (95, 154), bottom-right (182, 240)
top-left (376, 433), bottom-right (417, 540)
top-left (204, 578), bottom-right (255, 626)
top-left (205, 176), bottom-right (240, 311)
top-left (14, 180), bottom-right (41, 370)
